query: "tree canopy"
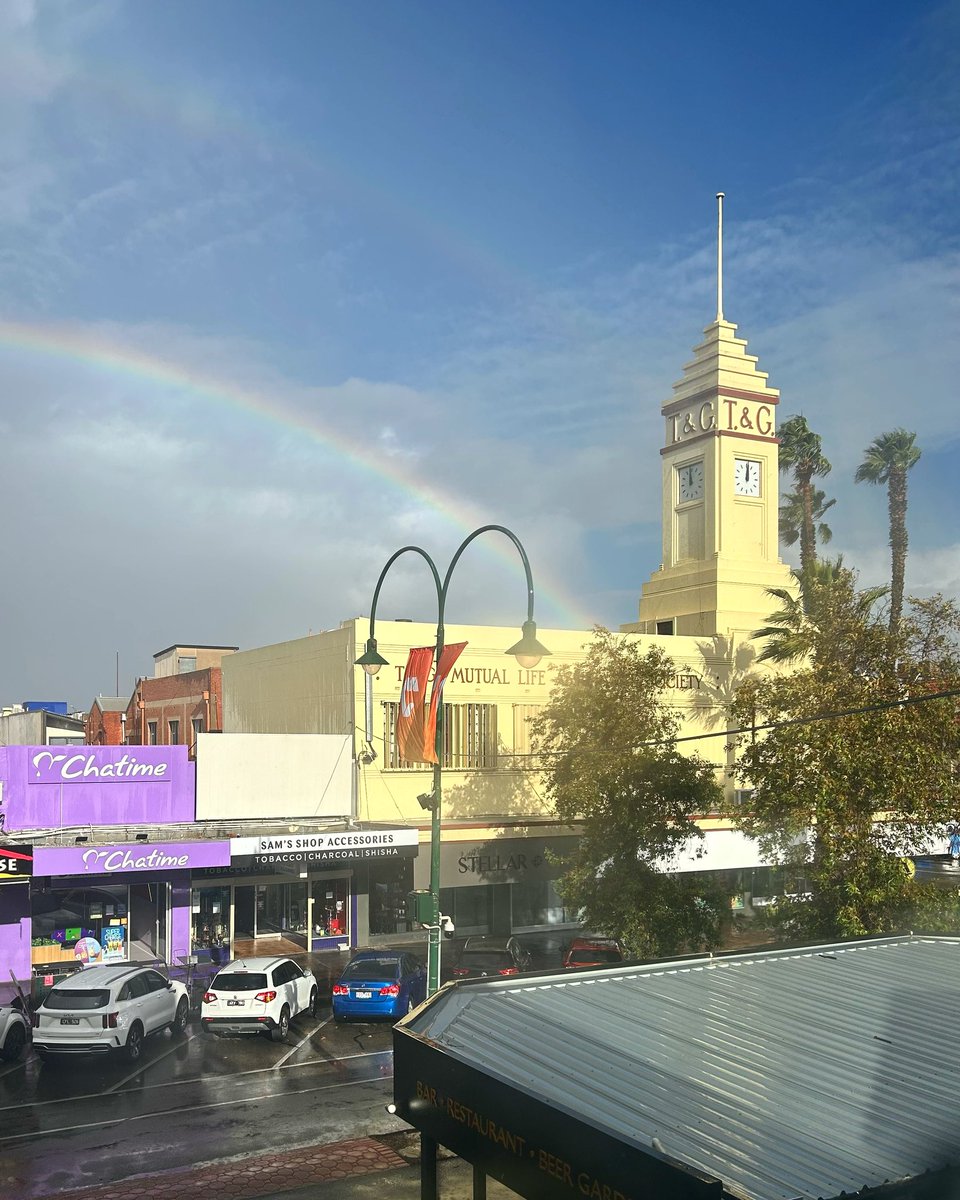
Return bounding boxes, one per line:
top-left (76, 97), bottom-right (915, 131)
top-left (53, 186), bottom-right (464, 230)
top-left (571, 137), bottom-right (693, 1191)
top-left (733, 578), bottom-right (960, 940)
top-left (530, 628), bottom-right (730, 957)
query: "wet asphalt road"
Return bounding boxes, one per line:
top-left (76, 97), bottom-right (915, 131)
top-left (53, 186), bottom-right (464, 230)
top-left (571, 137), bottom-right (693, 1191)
top-left (0, 933), bottom-right (576, 1198)
top-left (0, 1001), bottom-right (402, 1198)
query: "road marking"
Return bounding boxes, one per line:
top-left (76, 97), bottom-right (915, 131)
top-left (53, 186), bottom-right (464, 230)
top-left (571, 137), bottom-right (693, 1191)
top-left (0, 1071), bottom-right (394, 1144)
top-left (273, 1014), bottom-right (332, 1069)
top-left (0, 1058), bottom-right (26, 1079)
top-left (0, 1046), bottom-right (393, 1113)
top-left (103, 1027), bottom-right (197, 1094)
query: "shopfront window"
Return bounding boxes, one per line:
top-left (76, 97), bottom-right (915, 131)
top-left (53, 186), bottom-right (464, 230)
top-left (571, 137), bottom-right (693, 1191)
top-left (190, 886), bottom-right (230, 965)
top-left (439, 885), bottom-right (493, 936)
top-left (512, 879), bottom-right (575, 930)
top-left (31, 884), bottom-right (130, 968)
top-left (312, 879), bottom-right (349, 946)
top-left (369, 860), bottom-right (414, 935)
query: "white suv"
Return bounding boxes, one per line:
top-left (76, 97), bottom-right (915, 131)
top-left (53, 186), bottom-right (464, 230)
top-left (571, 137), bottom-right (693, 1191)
top-left (0, 1001), bottom-right (30, 1062)
top-left (33, 964), bottom-right (189, 1063)
top-left (201, 957), bottom-right (317, 1042)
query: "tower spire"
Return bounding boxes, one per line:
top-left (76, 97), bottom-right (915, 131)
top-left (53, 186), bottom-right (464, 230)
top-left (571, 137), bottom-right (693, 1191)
top-left (716, 191), bottom-right (724, 322)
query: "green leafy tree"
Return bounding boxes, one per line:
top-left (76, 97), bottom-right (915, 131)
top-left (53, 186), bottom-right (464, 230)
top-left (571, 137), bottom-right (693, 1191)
top-left (752, 558), bottom-right (887, 664)
top-left (530, 628), bottom-right (730, 958)
top-left (778, 415), bottom-right (832, 577)
top-left (779, 487), bottom-right (835, 552)
top-left (733, 583), bottom-right (960, 941)
top-left (855, 428), bottom-right (922, 632)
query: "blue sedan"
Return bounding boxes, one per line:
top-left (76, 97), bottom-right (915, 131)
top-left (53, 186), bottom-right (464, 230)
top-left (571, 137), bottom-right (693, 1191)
top-left (332, 951), bottom-right (427, 1022)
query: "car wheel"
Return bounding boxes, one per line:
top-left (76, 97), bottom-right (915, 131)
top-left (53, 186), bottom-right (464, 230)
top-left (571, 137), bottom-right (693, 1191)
top-left (271, 1006), bottom-right (290, 1043)
top-left (171, 998), bottom-right (189, 1035)
top-left (307, 987), bottom-right (318, 1018)
top-left (1, 1023), bottom-right (26, 1062)
top-left (124, 1023), bottom-right (144, 1063)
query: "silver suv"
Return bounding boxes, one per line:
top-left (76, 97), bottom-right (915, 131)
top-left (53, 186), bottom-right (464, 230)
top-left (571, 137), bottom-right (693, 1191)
top-left (33, 964), bottom-right (189, 1063)
top-left (201, 957), bottom-right (317, 1042)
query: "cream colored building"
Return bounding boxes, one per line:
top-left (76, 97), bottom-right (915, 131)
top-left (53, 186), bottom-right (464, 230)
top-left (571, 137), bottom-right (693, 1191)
top-left (219, 281), bottom-right (799, 944)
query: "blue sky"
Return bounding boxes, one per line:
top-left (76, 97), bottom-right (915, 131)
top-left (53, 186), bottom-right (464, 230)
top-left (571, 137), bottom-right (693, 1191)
top-left (1, 0), bottom-right (958, 706)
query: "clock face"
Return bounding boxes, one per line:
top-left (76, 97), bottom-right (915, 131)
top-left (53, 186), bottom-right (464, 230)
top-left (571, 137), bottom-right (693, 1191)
top-left (677, 461), bottom-right (704, 503)
top-left (734, 458), bottom-right (761, 496)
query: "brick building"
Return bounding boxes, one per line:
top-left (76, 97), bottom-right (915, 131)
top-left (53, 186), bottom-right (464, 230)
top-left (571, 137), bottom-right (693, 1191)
top-left (85, 696), bottom-right (127, 745)
top-left (124, 644), bottom-right (237, 755)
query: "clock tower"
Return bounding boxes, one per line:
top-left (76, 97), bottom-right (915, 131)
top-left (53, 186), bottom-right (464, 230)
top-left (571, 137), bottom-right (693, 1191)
top-left (632, 195), bottom-right (797, 639)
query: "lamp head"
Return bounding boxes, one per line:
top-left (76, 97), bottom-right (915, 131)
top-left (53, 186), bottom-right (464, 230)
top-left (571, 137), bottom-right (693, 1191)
top-left (506, 620), bottom-right (550, 670)
top-left (355, 636), bottom-right (389, 677)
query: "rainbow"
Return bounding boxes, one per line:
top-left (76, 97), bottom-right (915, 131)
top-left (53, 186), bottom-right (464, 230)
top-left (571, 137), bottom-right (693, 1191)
top-left (0, 318), bottom-right (593, 628)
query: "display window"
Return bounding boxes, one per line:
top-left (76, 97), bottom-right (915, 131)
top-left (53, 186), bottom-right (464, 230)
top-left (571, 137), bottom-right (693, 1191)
top-left (369, 860), bottom-right (414, 935)
top-left (31, 884), bottom-right (130, 968)
top-left (190, 886), bottom-right (231, 966)
top-left (312, 878), bottom-right (349, 947)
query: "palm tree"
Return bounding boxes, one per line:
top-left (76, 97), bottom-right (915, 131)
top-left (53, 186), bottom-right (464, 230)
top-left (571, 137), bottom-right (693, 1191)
top-left (780, 487), bottom-right (835, 553)
top-left (777, 415), bottom-right (832, 578)
top-left (855, 429), bottom-right (921, 632)
top-left (753, 558), bottom-right (886, 664)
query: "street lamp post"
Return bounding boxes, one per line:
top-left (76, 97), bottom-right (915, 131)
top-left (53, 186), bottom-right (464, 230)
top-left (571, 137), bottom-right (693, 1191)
top-left (356, 524), bottom-right (549, 996)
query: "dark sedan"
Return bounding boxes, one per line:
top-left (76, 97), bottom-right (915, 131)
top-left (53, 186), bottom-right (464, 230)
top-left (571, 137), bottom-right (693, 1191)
top-left (452, 936), bottom-right (532, 979)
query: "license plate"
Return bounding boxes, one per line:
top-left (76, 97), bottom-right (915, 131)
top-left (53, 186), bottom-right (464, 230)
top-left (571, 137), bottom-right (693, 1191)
top-left (355, 990), bottom-right (372, 999)
top-left (227, 999), bottom-right (244, 1007)
top-left (60, 1017), bottom-right (80, 1025)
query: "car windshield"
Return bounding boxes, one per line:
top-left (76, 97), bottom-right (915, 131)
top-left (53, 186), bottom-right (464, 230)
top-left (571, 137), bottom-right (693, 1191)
top-left (44, 988), bottom-right (110, 1010)
top-left (213, 972), bottom-right (268, 992)
top-left (459, 952), bottom-right (510, 969)
top-left (569, 948), bottom-right (622, 964)
top-left (342, 959), bottom-right (400, 982)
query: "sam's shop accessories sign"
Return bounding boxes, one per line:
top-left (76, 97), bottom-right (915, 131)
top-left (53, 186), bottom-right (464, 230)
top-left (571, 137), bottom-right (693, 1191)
top-left (231, 829), bottom-right (419, 869)
top-left (33, 840), bottom-right (231, 877)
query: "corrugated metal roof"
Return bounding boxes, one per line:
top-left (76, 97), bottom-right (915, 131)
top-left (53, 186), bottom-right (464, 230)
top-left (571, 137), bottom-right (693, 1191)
top-left (406, 935), bottom-right (960, 1200)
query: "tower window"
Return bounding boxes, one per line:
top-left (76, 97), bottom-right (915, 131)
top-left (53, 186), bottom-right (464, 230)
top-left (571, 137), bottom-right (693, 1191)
top-left (656, 620), bottom-right (675, 636)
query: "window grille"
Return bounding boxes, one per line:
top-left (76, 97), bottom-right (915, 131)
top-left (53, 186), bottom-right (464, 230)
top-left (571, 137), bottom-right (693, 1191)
top-left (383, 702), bottom-right (498, 770)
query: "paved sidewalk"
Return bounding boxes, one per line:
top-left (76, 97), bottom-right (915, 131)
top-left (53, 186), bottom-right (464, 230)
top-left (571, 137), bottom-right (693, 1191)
top-left (29, 1133), bottom-right (518, 1200)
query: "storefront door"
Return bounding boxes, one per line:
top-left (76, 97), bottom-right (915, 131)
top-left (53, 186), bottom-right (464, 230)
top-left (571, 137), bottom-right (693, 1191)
top-left (129, 883), bottom-right (168, 961)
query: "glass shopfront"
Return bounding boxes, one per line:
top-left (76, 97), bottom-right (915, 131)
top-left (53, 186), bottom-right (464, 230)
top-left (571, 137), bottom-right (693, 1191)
top-left (190, 885), bottom-right (231, 964)
top-left (31, 882), bottom-right (171, 968)
top-left (311, 878), bottom-right (349, 945)
top-left (369, 858), bottom-right (414, 935)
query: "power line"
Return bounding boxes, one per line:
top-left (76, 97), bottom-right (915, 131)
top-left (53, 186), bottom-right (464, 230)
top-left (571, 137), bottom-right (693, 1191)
top-left (516, 684), bottom-right (960, 759)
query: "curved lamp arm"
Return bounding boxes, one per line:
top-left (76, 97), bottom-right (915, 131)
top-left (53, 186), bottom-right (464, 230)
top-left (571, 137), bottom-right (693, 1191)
top-left (356, 545), bottom-right (443, 675)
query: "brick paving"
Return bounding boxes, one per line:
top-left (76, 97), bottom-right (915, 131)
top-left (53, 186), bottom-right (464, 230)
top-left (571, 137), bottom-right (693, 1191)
top-left (37, 1138), bottom-right (408, 1200)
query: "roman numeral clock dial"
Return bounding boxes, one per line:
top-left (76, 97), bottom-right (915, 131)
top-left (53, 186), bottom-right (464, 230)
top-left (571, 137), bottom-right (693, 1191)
top-left (734, 458), bottom-right (761, 497)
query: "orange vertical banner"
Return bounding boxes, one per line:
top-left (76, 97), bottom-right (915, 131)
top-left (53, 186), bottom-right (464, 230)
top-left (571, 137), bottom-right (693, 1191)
top-left (396, 647), bottom-right (435, 764)
top-left (422, 642), bottom-right (467, 763)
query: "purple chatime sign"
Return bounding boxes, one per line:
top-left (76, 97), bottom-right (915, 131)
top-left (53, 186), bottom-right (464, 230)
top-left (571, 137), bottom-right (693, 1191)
top-left (0, 746), bottom-right (196, 831)
top-left (34, 840), bottom-right (230, 876)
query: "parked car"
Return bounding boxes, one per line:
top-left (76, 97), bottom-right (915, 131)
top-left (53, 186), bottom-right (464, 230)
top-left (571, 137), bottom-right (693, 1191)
top-left (201, 957), bottom-right (317, 1042)
top-left (561, 937), bottom-right (626, 969)
top-left (452, 936), bottom-right (532, 979)
top-left (32, 964), bottom-right (189, 1062)
top-left (0, 1000), bottom-right (30, 1062)
top-left (332, 951), bottom-right (427, 1022)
